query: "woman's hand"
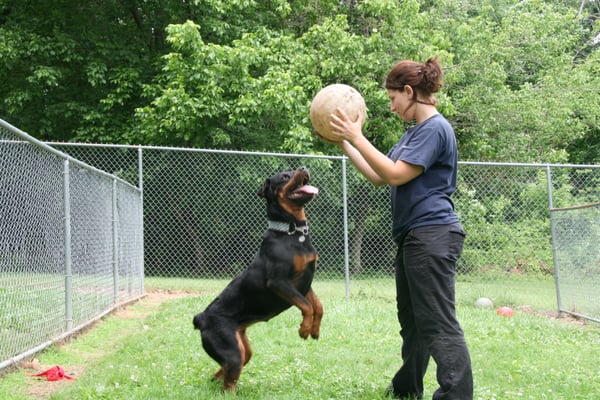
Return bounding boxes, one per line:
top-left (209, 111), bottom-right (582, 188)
top-left (328, 107), bottom-right (365, 144)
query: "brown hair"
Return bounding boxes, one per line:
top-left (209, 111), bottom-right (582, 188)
top-left (384, 57), bottom-right (443, 105)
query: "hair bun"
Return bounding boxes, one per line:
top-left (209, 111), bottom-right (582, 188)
top-left (421, 57), bottom-right (443, 93)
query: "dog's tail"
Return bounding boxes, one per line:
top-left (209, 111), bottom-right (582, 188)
top-left (192, 313), bottom-right (204, 330)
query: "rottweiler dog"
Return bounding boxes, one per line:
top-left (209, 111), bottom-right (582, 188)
top-left (193, 166), bottom-right (323, 392)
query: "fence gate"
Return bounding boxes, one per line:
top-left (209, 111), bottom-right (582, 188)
top-left (550, 201), bottom-right (600, 323)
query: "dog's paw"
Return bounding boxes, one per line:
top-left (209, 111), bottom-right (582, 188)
top-left (310, 320), bottom-right (321, 339)
top-left (211, 368), bottom-right (224, 381)
top-left (298, 326), bottom-right (310, 339)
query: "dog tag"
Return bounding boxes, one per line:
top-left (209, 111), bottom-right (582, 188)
top-left (298, 235), bottom-right (305, 243)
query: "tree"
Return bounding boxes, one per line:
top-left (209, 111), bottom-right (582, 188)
top-left (0, 0), bottom-right (305, 143)
top-left (1, 0), bottom-right (598, 160)
top-left (428, 0), bottom-right (600, 163)
top-left (0, 0), bottom-right (167, 141)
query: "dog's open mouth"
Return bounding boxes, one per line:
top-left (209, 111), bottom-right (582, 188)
top-left (286, 169), bottom-right (319, 201)
top-left (288, 184), bottom-right (319, 200)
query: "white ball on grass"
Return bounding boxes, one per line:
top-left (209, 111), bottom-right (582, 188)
top-left (475, 297), bottom-right (494, 309)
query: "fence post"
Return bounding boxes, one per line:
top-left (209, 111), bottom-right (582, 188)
top-left (113, 179), bottom-right (119, 303)
top-left (546, 164), bottom-right (562, 315)
top-left (342, 157), bottom-right (350, 298)
top-left (138, 145), bottom-right (145, 291)
top-left (63, 160), bottom-right (73, 331)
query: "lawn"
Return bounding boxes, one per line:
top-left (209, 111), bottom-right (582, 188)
top-left (1, 278), bottom-right (599, 399)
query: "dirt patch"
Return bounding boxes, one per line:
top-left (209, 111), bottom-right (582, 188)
top-left (114, 289), bottom-right (193, 319)
top-left (20, 290), bottom-right (195, 399)
top-left (516, 305), bottom-right (591, 327)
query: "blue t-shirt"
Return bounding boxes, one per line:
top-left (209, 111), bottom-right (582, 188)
top-left (386, 114), bottom-right (459, 242)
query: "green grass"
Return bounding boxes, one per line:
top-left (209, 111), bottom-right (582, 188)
top-left (1, 278), bottom-right (599, 399)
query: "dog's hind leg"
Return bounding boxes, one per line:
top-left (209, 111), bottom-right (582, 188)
top-left (200, 325), bottom-right (243, 392)
top-left (221, 338), bottom-right (244, 392)
top-left (211, 327), bottom-right (253, 391)
top-left (214, 350), bottom-right (243, 392)
top-left (209, 328), bottom-right (255, 392)
top-left (211, 368), bottom-right (224, 381)
top-left (238, 327), bottom-right (253, 366)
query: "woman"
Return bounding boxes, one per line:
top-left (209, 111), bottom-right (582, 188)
top-left (327, 57), bottom-right (473, 400)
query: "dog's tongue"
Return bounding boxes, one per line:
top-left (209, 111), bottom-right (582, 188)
top-left (294, 185), bottom-right (319, 196)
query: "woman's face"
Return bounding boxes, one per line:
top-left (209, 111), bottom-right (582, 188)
top-left (387, 87), bottom-right (414, 122)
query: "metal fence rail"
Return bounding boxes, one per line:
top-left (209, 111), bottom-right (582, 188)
top-left (0, 120), bottom-right (144, 370)
top-left (550, 202), bottom-right (600, 323)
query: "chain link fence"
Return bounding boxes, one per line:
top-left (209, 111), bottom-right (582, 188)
top-left (551, 202), bottom-right (600, 323)
top-left (2, 130), bottom-right (599, 372)
top-left (50, 143), bottom-right (600, 322)
top-left (0, 120), bottom-right (144, 370)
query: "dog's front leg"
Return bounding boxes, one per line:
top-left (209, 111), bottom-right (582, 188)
top-left (305, 289), bottom-right (323, 339)
top-left (267, 279), bottom-right (318, 339)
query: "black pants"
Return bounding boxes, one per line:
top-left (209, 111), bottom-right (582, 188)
top-left (390, 223), bottom-right (473, 400)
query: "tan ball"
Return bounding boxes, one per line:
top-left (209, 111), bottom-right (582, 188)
top-left (310, 84), bottom-right (366, 142)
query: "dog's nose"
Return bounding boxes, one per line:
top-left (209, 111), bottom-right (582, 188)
top-left (299, 166), bottom-right (310, 180)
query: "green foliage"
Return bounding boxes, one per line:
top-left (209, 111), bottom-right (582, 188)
top-left (130, 0), bottom-right (446, 152)
top-left (2, 0), bottom-right (599, 162)
top-left (434, 0), bottom-right (599, 163)
top-left (0, 1), bottom-right (153, 141)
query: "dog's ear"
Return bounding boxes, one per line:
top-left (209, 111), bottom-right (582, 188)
top-left (258, 179), bottom-right (270, 197)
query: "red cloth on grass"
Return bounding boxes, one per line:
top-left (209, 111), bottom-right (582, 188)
top-left (30, 365), bottom-right (75, 381)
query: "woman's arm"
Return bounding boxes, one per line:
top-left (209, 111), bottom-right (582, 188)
top-left (337, 140), bottom-right (387, 186)
top-left (330, 109), bottom-right (423, 186)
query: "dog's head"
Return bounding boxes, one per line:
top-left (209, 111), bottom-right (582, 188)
top-left (258, 167), bottom-right (318, 223)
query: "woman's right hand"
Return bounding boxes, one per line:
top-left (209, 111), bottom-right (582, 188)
top-left (328, 107), bottom-right (365, 145)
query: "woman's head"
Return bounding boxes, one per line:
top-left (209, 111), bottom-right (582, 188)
top-left (385, 57), bottom-right (443, 97)
top-left (384, 57), bottom-right (443, 121)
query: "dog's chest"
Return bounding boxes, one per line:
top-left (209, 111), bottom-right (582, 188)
top-left (259, 233), bottom-right (317, 275)
top-left (292, 249), bottom-right (317, 274)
